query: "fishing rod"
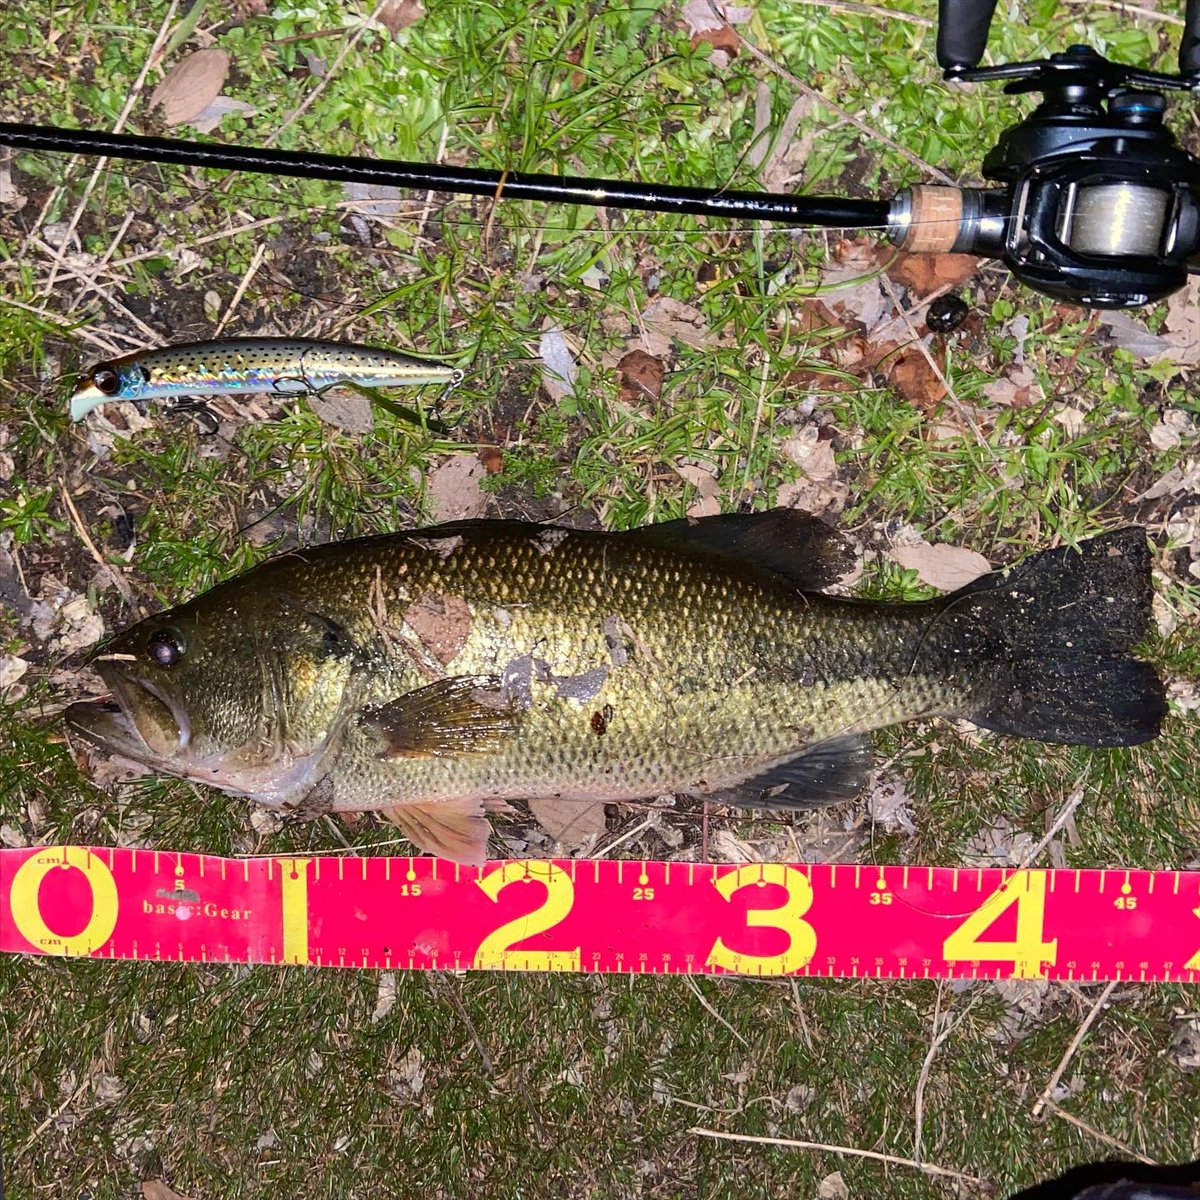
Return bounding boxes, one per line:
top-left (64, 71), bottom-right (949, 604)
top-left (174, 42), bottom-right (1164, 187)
top-left (3, 0), bottom-right (1200, 309)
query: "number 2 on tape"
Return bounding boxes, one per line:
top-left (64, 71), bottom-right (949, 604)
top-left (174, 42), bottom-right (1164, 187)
top-left (474, 861), bottom-right (581, 971)
top-left (943, 870), bottom-right (1057, 979)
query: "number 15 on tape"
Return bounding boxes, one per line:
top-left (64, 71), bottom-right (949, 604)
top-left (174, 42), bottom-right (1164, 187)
top-left (2, 849), bottom-right (1198, 983)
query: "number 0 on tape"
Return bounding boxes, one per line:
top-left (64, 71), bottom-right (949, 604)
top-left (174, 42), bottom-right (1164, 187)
top-left (3, 848), bottom-right (1198, 983)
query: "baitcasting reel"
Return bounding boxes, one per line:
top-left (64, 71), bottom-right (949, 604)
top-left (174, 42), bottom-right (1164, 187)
top-left (887, 0), bottom-right (1200, 307)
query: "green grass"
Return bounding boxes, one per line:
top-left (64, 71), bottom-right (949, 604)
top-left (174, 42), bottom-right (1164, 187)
top-left (1, 0), bottom-right (1199, 1196)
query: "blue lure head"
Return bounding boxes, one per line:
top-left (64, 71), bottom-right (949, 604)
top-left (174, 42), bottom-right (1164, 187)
top-left (70, 358), bottom-right (148, 419)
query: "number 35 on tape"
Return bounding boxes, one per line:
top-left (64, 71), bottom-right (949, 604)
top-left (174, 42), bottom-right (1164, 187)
top-left (2, 848), bottom-right (1199, 983)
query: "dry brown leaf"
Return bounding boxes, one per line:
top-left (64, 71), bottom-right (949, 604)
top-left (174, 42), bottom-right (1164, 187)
top-left (675, 463), bottom-right (721, 517)
top-left (403, 591), bottom-right (472, 665)
top-left (1156, 277), bottom-right (1200, 365)
top-left (149, 49), bottom-right (231, 126)
top-left (641, 296), bottom-right (732, 351)
top-left (617, 349), bottom-right (664, 405)
top-left (983, 363), bottom-right (1042, 409)
top-left (376, 0), bottom-right (425, 36)
top-left (781, 425), bottom-right (837, 482)
top-left (886, 252), bottom-right (977, 299)
top-left (886, 346), bottom-right (946, 414)
top-left (142, 1182), bottom-right (194, 1200)
top-left (426, 454), bottom-right (487, 522)
top-left (819, 240), bottom-right (888, 330)
top-left (890, 541), bottom-right (991, 591)
top-left (539, 325), bottom-right (577, 401)
top-left (478, 446), bottom-right (504, 475)
top-left (680, 0), bottom-right (750, 66)
top-left (776, 475), bottom-right (848, 519)
top-left (527, 797), bottom-right (606, 851)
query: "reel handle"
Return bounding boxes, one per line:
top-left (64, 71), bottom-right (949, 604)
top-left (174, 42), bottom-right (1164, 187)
top-left (936, 0), bottom-right (999, 71)
top-left (1182, 0), bottom-right (1200, 73)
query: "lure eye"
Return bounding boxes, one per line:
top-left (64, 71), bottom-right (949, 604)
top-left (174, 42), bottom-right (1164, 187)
top-left (147, 630), bottom-right (185, 668)
top-left (92, 367), bottom-right (122, 396)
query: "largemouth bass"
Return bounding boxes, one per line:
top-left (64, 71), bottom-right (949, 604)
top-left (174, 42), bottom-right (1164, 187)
top-left (64, 511), bottom-right (1165, 863)
top-left (70, 337), bottom-right (463, 420)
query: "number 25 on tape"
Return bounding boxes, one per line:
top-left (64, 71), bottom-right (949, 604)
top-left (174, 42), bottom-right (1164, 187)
top-left (943, 871), bottom-right (1058, 979)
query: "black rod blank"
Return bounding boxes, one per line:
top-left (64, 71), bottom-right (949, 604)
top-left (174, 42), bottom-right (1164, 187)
top-left (0, 121), bottom-right (891, 230)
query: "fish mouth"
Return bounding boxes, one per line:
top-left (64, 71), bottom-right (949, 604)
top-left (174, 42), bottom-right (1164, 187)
top-left (65, 671), bottom-right (191, 765)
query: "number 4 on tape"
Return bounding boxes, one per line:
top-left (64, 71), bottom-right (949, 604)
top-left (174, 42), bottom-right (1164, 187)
top-left (1, 849), bottom-right (1198, 983)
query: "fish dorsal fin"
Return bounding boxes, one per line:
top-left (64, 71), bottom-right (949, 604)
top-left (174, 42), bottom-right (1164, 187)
top-left (714, 734), bottom-right (873, 810)
top-left (626, 509), bottom-right (856, 592)
top-left (359, 676), bottom-right (518, 761)
top-left (381, 797), bottom-right (502, 864)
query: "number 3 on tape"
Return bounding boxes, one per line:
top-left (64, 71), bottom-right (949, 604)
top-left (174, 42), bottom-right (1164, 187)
top-left (943, 871), bottom-right (1057, 979)
top-left (708, 865), bottom-right (817, 976)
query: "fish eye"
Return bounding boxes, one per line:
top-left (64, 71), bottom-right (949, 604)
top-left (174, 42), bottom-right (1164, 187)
top-left (92, 367), bottom-right (121, 396)
top-left (147, 630), bottom-right (185, 668)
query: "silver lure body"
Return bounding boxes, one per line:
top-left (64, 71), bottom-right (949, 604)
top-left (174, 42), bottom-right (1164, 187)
top-left (70, 337), bottom-right (464, 419)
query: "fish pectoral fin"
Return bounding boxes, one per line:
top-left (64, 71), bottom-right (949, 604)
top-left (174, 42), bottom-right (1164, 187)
top-left (627, 508), bottom-right (857, 592)
top-left (715, 734), bottom-right (873, 810)
top-left (360, 675), bottom-right (517, 761)
top-left (381, 797), bottom-right (500, 864)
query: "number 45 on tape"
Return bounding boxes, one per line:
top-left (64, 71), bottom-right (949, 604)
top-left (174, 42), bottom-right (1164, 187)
top-left (2, 848), bottom-right (1198, 983)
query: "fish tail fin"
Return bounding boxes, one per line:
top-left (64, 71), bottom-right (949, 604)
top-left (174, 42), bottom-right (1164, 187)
top-left (951, 528), bottom-right (1165, 747)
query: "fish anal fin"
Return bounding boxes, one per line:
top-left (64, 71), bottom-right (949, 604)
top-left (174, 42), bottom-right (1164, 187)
top-left (715, 735), bottom-right (873, 811)
top-left (627, 509), bottom-right (856, 591)
top-left (360, 675), bottom-right (517, 761)
top-left (381, 796), bottom-right (501, 865)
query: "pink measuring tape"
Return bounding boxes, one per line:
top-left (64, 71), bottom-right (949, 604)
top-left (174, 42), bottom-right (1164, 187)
top-left (3, 847), bottom-right (1198, 981)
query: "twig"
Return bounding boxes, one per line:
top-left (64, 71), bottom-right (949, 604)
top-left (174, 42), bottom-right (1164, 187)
top-left (715, 3), bottom-right (953, 185)
top-left (430, 974), bottom-right (494, 1075)
top-left (42, 0), bottom-right (180, 297)
top-left (1031, 979), bottom-right (1118, 1118)
top-left (30, 236), bottom-right (162, 343)
top-left (879, 273), bottom-right (998, 463)
top-left (58, 480), bottom-right (136, 607)
top-left (1019, 784), bottom-right (1084, 870)
top-left (689, 1127), bottom-right (986, 1184)
top-left (214, 241), bottom-right (267, 335)
top-left (1042, 1100), bottom-right (1159, 1164)
top-left (683, 975), bottom-right (749, 1047)
top-left (1063, 0), bottom-right (1183, 23)
top-left (265, 5), bottom-right (377, 147)
top-left (593, 814), bottom-right (655, 858)
top-left (794, 0), bottom-right (932, 24)
top-left (0, 296), bottom-right (136, 354)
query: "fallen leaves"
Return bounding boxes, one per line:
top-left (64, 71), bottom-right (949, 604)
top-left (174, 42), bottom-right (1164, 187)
top-left (640, 295), bottom-right (733, 353)
top-left (141, 1182), bottom-right (194, 1200)
top-left (526, 797), bottom-right (607, 852)
top-left (617, 349), bottom-right (664, 405)
top-left (538, 325), bottom-right (578, 402)
top-left (889, 537), bottom-right (991, 591)
top-left (375, 0), bottom-right (425, 37)
top-left (674, 463), bottom-right (722, 518)
top-left (886, 251), bottom-right (977, 300)
top-left (680, 0), bottom-right (752, 67)
top-left (777, 425), bottom-right (848, 518)
top-left (149, 49), bottom-right (231, 126)
top-left (1101, 276), bottom-right (1200, 367)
